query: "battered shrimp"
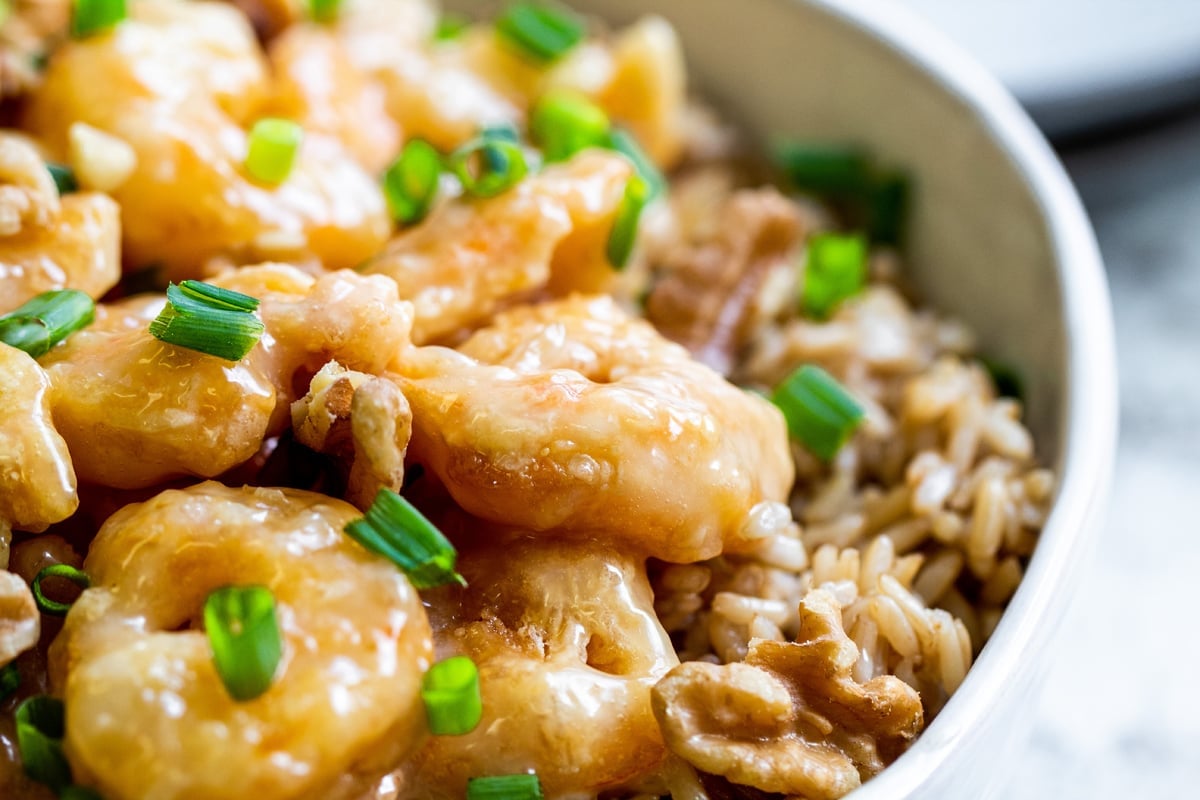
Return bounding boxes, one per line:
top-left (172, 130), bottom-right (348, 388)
top-left (397, 295), bottom-right (794, 563)
top-left (23, 0), bottom-right (389, 279)
top-left (0, 343), bottom-right (77, 532)
top-left (0, 133), bottom-right (120, 313)
top-left (405, 535), bottom-right (677, 798)
top-left (50, 483), bottom-right (433, 800)
top-left (363, 150), bottom-right (633, 344)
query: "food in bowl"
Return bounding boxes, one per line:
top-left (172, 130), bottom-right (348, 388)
top-left (0, 0), bottom-right (1055, 798)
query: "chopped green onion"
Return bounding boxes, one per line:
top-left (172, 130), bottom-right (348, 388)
top-left (606, 173), bottom-right (650, 269)
top-left (530, 90), bottom-right (610, 162)
top-left (980, 356), bottom-right (1025, 403)
top-left (383, 139), bottom-right (442, 225)
top-left (604, 128), bottom-right (665, 200)
top-left (0, 289), bottom-right (94, 359)
top-left (46, 163), bottom-right (78, 195)
top-left (480, 123), bottom-right (521, 144)
top-left (0, 661), bottom-right (19, 703)
top-left (448, 136), bottom-right (529, 199)
top-left (306, 0), bottom-right (341, 23)
top-left (771, 365), bottom-right (864, 461)
top-left (421, 656), bottom-right (482, 736)
top-left (0, 0), bottom-right (10, 27)
top-left (149, 280), bottom-right (264, 362)
top-left (467, 773), bottom-right (544, 800)
top-left (773, 142), bottom-right (872, 196)
top-left (344, 489), bottom-right (466, 589)
top-left (70, 0), bottom-right (126, 38)
top-left (245, 118), bottom-right (303, 185)
top-left (495, 2), bottom-right (584, 64)
top-left (204, 585), bottom-right (283, 702)
top-left (869, 170), bottom-right (909, 246)
top-left (31, 565), bottom-right (90, 617)
top-left (60, 786), bottom-right (104, 800)
top-left (15, 696), bottom-right (70, 794)
top-left (801, 233), bottom-right (867, 320)
top-left (435, 12), bottom-right (470, 41)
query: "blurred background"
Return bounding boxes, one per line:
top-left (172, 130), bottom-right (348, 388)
top-left (896, 1), bottom-right (1200, 796)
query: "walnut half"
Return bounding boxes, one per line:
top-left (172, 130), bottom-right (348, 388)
top-left (651, 589), bottom-right (923, 800)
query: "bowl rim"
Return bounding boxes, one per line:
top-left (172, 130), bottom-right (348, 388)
top-left (770, 0), bottom-right (1119, 795)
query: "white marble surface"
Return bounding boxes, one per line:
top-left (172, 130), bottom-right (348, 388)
top-left (995, 114), bottom-right (1200, 796)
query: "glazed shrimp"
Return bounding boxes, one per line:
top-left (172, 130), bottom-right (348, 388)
top-left (363, 149), bottom-right (633, 344)
top-left (404, 534), bottom-right (676, 798)
top-left (50, 483), bottom-right (433, 800)
top-left (397, 295), bottom-right (794, 563)
top-left (23, 0), bottom-right (389, 280)
top-left (0, 132), bottom-right (120, 313)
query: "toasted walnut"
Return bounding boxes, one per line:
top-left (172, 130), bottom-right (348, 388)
top-left (646, 188), bottom-right (802, 375)
top-left (0, 132), bottom-right (59, 236)
top-left (652, 589), bottom-right (923, 800)
top-left (0, 570), bottom-right (39, 666)
top-left (292, 362), bottom-right (412, 510)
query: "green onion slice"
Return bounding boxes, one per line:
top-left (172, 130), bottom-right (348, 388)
top-left (604, 128), bottom-right (665, 200)
top-left (0, 0), bottom-right (10, 27)
top-left (15, 696), bottom-right (70, 793)
top-left (868, 169), bottom-right (909, 246)
top-left (383, 139), bottom-right (442, 225)
top-left (70, 0), bottom-right (126, 38)
top-left (980, 356), bottom-right (1024, 403)
top-left (495, 2), bottom-right (584, 64)
top-left (306, 0), bottom-right (341, 23)
top-left (0, 289), bottom-right (94, 359)
top-left (773, 141), bottom-right (872, 196)
top-left (245, 118), bottom-right (303, 185)
top-left (31, 564), bottom-right (90, 617)
top-left (46, 163), bottom-right (78, 195)
top-left (0, 661), bottom-right (19, 703)
top-left (771, 365), bottom-right (864, 461)
top-left (204, 585), bottom-right (283, 703)
top-left (448, 136), bottom-right (529, 199)
top-left (606, 173), bottom-right (650, 270)
top-left (467, 773), bottom-right (545, 800)
top-left (60, 786), bottom-right (105, 800)
top-left (530, 90), bottom-right (610, 162)
top-left (344, 489), bottom-right (466, 589)
top-left (435, 12), bottom-right (470, 41)
top-left (801, 233), bottom-right (867, 320)
top-left (422, 656), bottom-right (482, 736)
top-left (148, 280), bottom-right (264, 362)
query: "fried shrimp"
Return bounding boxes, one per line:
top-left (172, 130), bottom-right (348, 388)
top-left (50, 483), bottom-right (433, 800)
top-left (405, 535), bottom-right (677, 798)
top-left (23, 0), bottom-right (389, 279)
top-left (398, 295), bottom-right (794, 563)
top-left (364, 149), bottom-right (634, 344)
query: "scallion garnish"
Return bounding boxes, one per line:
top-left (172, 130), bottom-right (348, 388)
top-left (980, 356), bottom-right (1024, 402)
top-left (467, 773), bottom-right (545, 800)
top-left (15, 696), bottom-right (70, 793)
top-left (435, 13), bottom-right (470, 41)
top-left (0, 289), bottom-right (94, 358)
top-left (306, 0), bottom-right (341, 23)
top-left (344, 489), bottom-right (466, 588)
top-left (0, 661), bottom-right (19, 703)
top-left (530, 90), bottom-right (610, 162)
top-left (31, 565), bottom-right (90, 617)
top-left (448, 136), bottom-right (529, 199)
top-left (605, 128), bottom-right (665, 200)
top-left (204, 585), bottom-right (283, 702)
top-left (148, 280), bottom-right (264, 362)
top-left (771, 365), bottom-right (864, 461)
top-left (869, 169), bottom-right (909, 246)
top-left (383, 139), bottom-right (442, 225)
top-left (70, 0), bottom-right (126, 39)
top-left (245, 118), bottom-right (303, 185)
top-left (60, 786), bottom-right (104, 800)
top-left (606, 173), bottom-right (650, 269)
top-left (421, 656), bottom-right (482, 736)
top-left (495, 2), bottom-right (584, 64)
top-left (46, 163), bottom-right (78, 195)
top-left (801, 233), bottom-right (867, 319)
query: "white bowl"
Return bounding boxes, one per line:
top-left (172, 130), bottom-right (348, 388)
top-left (457, 0), bottom-right (1120, 796)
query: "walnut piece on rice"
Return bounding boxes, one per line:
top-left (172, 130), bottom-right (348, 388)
top-left (651, 588), bottom-right (923, 800)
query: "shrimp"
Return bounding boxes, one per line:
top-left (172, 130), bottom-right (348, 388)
top-left (23, 0), bottom-right (389, 280)
top-left (404, 534), bottom-right (676, 798)
top-left (0, 343), bottom-right (77, 532)
top-left (0, 133), bottom-right (121, 313)
top-left (50, 482), bottom-right (433, 800)
top-left (363, 150), bottom-right (633, 344)
top-left (396, 295), bottom-right (794, 563)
